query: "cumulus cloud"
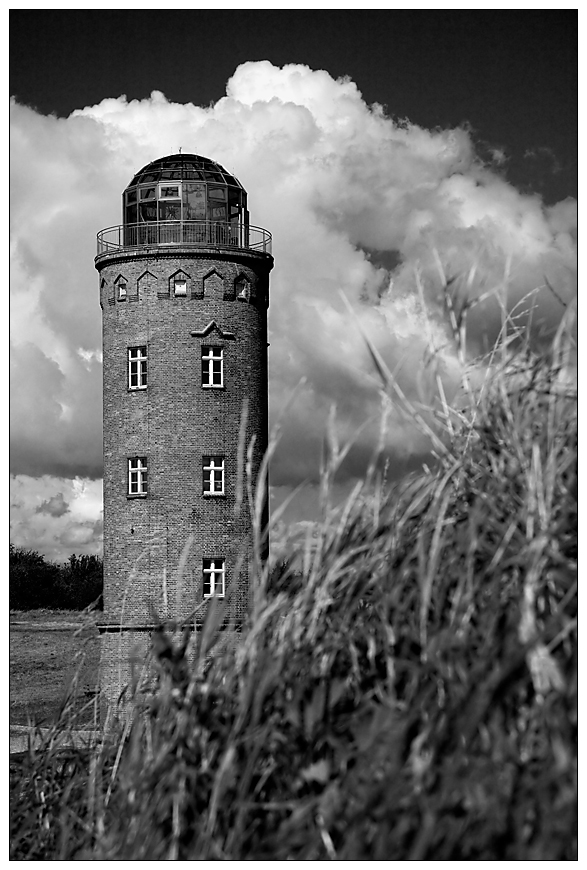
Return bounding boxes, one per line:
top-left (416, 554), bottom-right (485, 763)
top-left (10, 61), bottom-right (576, 550)
top-left (35, 492), bottom-right (69, 518)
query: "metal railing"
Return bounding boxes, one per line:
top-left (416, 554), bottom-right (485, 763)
top-left (97, 221), bottom-right (272, 255)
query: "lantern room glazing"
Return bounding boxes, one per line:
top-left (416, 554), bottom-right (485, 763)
top-left (123, 153), bottom-right (249, 228)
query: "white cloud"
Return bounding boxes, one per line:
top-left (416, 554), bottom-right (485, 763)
top-left (10, 475), bottom-right (103, 563)
top-left (10, 61), bottom-right (576, 554)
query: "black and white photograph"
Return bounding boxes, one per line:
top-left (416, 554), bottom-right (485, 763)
top-left (10, 9), bottom-right (577, 861)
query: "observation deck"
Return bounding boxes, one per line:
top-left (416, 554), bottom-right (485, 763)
top-left (97, 221), bottom-right (272, 256)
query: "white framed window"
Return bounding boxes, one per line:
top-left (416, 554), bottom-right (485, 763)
top-left (203, 456), bottom-right (225, 496)
top-left (118, 280), bottom-right (127, 301)
top-left (128, 346), bottom-right (147, 390)
top-left (159, 183), bottom-right (181, 199)
top-left (128, 457), bottom-right (148, 496)
top-left (236, 277), bottom-right (250, 302)
top-left (203, 558), bottom-right (225, 598)
top-left (174, 277), bottom-right (187, 297)
top-left (201, 346), bottom-right (224, 388)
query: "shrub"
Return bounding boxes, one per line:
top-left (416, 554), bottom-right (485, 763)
top-left (9, 548), bottom-right (103, 611)
top-left (9, 546), bottom-right (60, 610)
top-left (53, 554), bottom-right (104, 611)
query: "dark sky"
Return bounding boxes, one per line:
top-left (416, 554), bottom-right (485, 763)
top-left (10, 9), bottom-right (576, 205)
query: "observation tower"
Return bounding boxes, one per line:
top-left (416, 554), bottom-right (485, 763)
top-left (95, 154), bottom-right (273, 706)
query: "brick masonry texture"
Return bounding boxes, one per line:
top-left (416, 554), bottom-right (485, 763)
top-left (96, 246), bottom-right (273, 705)
top-left (99, 627), bottom-right (243, 718)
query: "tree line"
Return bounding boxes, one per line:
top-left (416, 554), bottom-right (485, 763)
top-left (9, 546), bottom-right (103, 611)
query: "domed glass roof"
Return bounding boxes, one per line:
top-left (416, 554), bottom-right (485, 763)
top-left (122, 153), bottom-right (249, 230)
top-left (126, 154), bottom-right (245, 190)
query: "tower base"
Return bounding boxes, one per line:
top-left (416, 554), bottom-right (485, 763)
top-left (98, 623), bottom-right (242, 724)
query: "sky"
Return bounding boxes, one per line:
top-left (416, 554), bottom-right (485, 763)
top-left (10, 9), bottom-right (577, 562)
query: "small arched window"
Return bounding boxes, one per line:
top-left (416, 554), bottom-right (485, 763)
top-left (174, 276), bottom-right (187, 297)
top-left (235, 277), bottom-right (250, 302)
top-left (168, 270), bottom-right (189, 298)
top-left (115, 276), bottom-right (128, 301)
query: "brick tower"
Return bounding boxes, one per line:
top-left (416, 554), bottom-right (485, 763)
top-left (95, 154), bottom-right (273, 707)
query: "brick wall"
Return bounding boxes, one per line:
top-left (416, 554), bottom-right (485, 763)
top-left (96, 245), bottom-right (272, 707)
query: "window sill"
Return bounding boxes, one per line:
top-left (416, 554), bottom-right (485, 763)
top-left (128, 387), bottom-right (148, 392)
top-left (127, 493), bottom-right (148, 499)
top-left (202, 385), bottom-right (225, 390)
top-left (203, 492), bottom-right (227, 499)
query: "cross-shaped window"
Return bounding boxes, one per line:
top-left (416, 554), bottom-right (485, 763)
top-left (203, 558), bottom-right (225, 598)
top-left (203, 456), bottom-right (225, 495)
top-left (128, 457), bottom-right (148, 495)
top-left (128, 346), bottom-right (147, 390)
top-left (202, 346), bottom-right (224, 387)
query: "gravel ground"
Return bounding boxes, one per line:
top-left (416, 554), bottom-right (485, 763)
top-left (10, 611), bottom-right (100, 729)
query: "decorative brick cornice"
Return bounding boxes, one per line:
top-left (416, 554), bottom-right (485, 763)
top-left (95, 246), bottom-right (273, 272)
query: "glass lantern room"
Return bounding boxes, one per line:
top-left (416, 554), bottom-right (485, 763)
top-left (121, 154), bottom-right (249, 246)
top-left (97, 153), bottom-right (273, 254)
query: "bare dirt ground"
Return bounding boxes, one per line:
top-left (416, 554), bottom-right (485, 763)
top-left (10, 610), bottom-right (100, 728)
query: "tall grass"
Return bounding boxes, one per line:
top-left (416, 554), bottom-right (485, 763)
top-left (10, 292), bottom-right (577, 860)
